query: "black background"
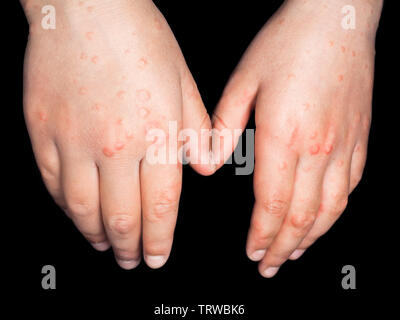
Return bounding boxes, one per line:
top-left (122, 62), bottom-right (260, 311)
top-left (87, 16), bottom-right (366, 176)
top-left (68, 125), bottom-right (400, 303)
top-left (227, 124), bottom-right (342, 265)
top-left (4, 0), bottom-right (397, 316)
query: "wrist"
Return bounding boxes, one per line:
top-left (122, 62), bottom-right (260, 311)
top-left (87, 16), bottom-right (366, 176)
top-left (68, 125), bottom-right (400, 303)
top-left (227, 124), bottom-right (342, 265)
top-left (282, 0), bottom-right (383, 39)
top-left (21, 0), bottom-right (152, 30)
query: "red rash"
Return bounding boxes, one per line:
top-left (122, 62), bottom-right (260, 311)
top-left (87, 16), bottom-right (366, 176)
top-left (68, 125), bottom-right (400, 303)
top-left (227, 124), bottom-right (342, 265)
top-left (324, 144), bottom-right (333, 155)
top-left (91, 56), bottom-right (99, 64)
top-left (39, 111), bottom-right (48, 122)
top-left (117, 90), bottom-right (126, 99)
top-left (138, 57), bottom-right (148, 68)
top-left (79, 87), bottom-right (87, 95)
top-left (138, 107), bottom-right (150, 119)
top-left (115, 142), bottom-right (125, 151)
top-left (310, 131), bottom-right (318, 140)
top-left (309, 144), bottom-right (320, 155)
top-left (279, 161), bottom-right (288, 170)
top-left (102, 147), bottom-right (114, 157)
top-left (136, 89), bottom-right (151, 102)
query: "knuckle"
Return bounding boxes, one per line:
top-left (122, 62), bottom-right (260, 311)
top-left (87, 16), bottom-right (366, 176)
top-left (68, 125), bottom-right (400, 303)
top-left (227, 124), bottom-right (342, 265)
top-left (109, 214), bottom-right (136, 235)
top-left (259, 198), bottom-right (288, 218)
top-left (65, 197), bottom-right (93, 218)
top-left (40, 165), bottom-right (58, 183)
top-left (150, 191), bottom-right (179, 221)
top-left (251, 219), bottom-right (275, 244)
top-left (290, 211), bottom-right (316, 231)
top-left (327, 197), bottom-right (348, 219)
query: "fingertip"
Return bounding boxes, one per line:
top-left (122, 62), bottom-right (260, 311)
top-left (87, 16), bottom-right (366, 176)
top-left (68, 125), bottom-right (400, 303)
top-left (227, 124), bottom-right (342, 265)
top-left (288, 249), bottom-right (306, 260)
top-left (116, 258), bottom-right (141, 270)
top-left (91, 240), bottom-right (111, 252)
top-left (145, 255), bottom-right (168, 269)
top-left (248, 249), bottom-right (267, 262)
top-left (260, 266), bottom-right (280, 278)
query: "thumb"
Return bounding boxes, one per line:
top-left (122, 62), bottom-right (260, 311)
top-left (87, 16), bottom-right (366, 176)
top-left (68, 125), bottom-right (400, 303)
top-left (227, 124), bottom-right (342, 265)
top-left (211, 67), bottom-right (259, 170)
top-left (181, 68), bottom-right (215, 176)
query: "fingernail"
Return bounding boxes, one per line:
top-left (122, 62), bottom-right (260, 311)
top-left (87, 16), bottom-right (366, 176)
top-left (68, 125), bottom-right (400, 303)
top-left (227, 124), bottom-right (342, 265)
top-left (91, 241), bottom-right (111, 252)
top-left (250, 249), bottom-right (266, 261)
top-left (116, 259), bottom-right (141, 270)
top-left (145, 255), bottom-right (167, 269)
top-left (263, 267), bottom-right (280, 278)
top-left (289, 249), bottom-right (305, 260)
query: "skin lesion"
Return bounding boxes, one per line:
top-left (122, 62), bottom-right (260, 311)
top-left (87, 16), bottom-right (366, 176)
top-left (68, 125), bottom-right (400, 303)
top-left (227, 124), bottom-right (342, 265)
top-left (116, 90), bottom-right (126, 100)
top-left (309, 144), bottom-right (320, 155)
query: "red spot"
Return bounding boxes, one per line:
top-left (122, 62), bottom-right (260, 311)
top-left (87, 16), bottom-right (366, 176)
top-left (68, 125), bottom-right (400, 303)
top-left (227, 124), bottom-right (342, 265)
top-left (115, 142), bottom-right (125, 151)
top-left (85, 32), bottom-right (94, 40)
top-left (124, 49), bottom-right (131, 54)
top-left (352, 51), bottom-right (356, 57)
top-left (355, 145), bottom-right (361, 152)
top-left (87, 6), bottom-right (94, 13)
top-left (92, 103), bottom-right (101, 111)
top-left (329, 40), bottom-right (334, 47)
top-left (138, 57), bottom-right (148, 68)
top-left (136, 89), bottom-right (151, 102)
top-left (39, 111), bottom-right (48, 122)
top-left (125, 131), bottom-right (134, 140)
top-left (309, 144), bottom-right (320, 155)
top-left (310, 131), bottom-right (318, 140)
top-left (91, 56), bottom-right (99, 64)
top-left (117, 90), bottom-right (126, 99)
top-left (102, 147), bottom-right (114, 157)
top-left (138, 107), bottom-right (150, 119)
top-left (337, 159), bottom-right (344, 167)
top-left (154, 18), bottom-right (162, 30)
top-left (279, 161), bottom-right (287, 170)
top-left (79, 87), bottom-right (88, 95)
top-left (278, 18), bottom-right (285, 25)
top-left (80, 52), bottom-right (87, 60)
top-left (287, 73), bottom-right (296, 79)
top-left (338, 74), bottom-right (344, 82)
top-left (116, 118), bottom-right (123, 125)
top-left (324, 144), bottom-right (333, 154)
top-left (341, 46), bottom-right (346, 53)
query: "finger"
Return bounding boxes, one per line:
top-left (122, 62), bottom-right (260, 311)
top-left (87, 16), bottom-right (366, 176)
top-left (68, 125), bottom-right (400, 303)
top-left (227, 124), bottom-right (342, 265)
top-left (99, 160), bottom-right (142, 270)
top-left (181, 68), bottom-right (215, 175)
top-left (25, 118), bottom-right (65, 208)
top-left (349, 141), bottom-right (368, 193)
top-left (247, 127), bottom-right (297, 262)
top-left (298, 155), bottom-right (352, 250)
top-left (60, 153), bottom-right (109, 251)
top-left (141, 158), bottom-right (182, 269)
top-left (211, 66), bottom-right (259, 170)
top-left (259, 156), bottom-right (326, 278)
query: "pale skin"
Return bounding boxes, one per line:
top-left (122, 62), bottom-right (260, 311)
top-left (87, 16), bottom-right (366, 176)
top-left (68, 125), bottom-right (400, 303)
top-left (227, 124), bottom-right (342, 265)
top-left (210, 0), bottom-right (383, 277)
top-left (22, 0), bottom-right (382, 275)
top-left (21, 0), bottom-right (213, 270)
